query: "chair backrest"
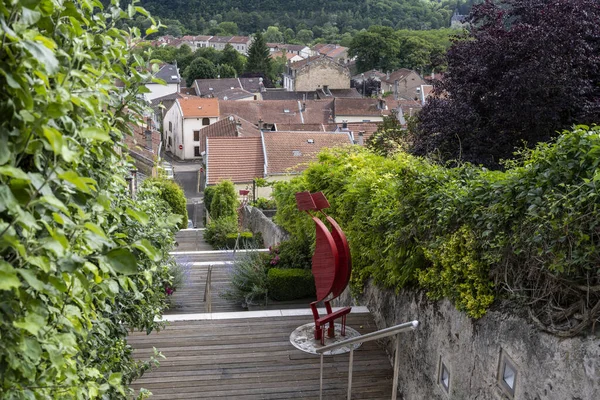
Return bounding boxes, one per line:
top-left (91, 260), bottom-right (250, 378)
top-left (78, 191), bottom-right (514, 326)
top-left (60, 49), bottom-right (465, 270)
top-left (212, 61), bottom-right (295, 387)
top-left (312, 217), bottom-right (339, 301)
top-left (326, 216), bottom-right (352, 298)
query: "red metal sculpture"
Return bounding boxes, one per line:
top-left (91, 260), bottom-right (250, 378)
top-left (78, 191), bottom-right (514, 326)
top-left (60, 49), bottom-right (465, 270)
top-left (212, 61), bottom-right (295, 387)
top-left (295, 191), bottom-right (352, 345)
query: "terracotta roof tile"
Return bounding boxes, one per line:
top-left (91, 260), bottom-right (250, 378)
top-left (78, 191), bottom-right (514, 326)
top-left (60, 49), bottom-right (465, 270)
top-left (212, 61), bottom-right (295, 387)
top-left (177, 97), bottom-right (219, 118)
top-left (274, 123), bottom-right (325, 132)
top-left (263, 131), bottom-right (352, 175)
top-left (206, 137), bottom-right (265, 185)
top-left (345, 122), bottom-right (380, 144)
top-left (228, 36), bottom-right (250, 44)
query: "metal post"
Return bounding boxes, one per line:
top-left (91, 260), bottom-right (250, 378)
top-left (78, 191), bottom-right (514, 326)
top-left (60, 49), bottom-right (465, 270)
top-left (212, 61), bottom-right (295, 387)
top-left (347, 348), bottom-right (354, 400)
top-left (319, 354), bottom-right (324, 400)
top-left (193, 199), bottom-right (198, 228)
top-left (391, 333), bottom-right (401, 400)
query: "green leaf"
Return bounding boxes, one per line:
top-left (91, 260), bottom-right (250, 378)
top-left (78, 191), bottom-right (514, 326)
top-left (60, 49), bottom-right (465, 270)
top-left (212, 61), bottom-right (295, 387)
top-left (84, 222), bottom-right (106, 238)
top-left (0, 261), bottom-right (21, 290)
top-left (0, 166), bottom-right (30, 181)
top-left (0, 185), bottom-right (18, 213)
top-left (59, 170), bottom-right (92, 193)
top-left (104, 248), bottom-right (138, 275)
top-left (108, 372), bottom-right (122, 387)
top-left (13, 312), bottom-right (46, 336)
top-left (126, 208), bottom-right (148, 225)
top-left (38, 195), bottom-right (69, 214)
top-left (0, 142), bottom-right (9, 165)
top-left (133, 239), bottom-right (161, 262)
top-left (42, 126), bottom-right (63, 154)
top-left (17, 269), bottom-right (46, 291)
top-left (81, 127), bottom-right (110, 142)
top-left (22, 40), bottom-right (59, 74)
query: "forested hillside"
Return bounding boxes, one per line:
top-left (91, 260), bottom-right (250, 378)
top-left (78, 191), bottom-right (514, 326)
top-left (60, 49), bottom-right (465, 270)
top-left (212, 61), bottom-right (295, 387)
top-left (133, 0), bottom-right (476, 34)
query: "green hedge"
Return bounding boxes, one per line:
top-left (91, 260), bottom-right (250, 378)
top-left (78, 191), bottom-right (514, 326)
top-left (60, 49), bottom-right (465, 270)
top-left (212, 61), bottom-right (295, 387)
top-left (225, 232), bottom-right (256, 249)
top-left (204, 215), bottom-right (237, 249)
top-left (272, 126), bottom-right (600, 330)
top-left (267, 268), bottom-right (316, 301)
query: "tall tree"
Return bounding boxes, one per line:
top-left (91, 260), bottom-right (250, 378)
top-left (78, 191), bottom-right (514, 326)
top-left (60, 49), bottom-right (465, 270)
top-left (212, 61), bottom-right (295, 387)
top-left (221, 43), bottom-right (246, 75)
top-left (245, 32), bottom-right (273, 78)
top-left (413, 0), bottom-right (600, 169)
top-left (184, 57), bottom-right (218, 86)
top-left (349, 26), bottom-right (401, 72)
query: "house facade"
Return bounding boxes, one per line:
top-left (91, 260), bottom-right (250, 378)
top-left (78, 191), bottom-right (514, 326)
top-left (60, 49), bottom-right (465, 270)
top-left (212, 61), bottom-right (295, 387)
top-left (144, 63), bottom-right (181, 101)
top-left (163, 97), bottom-right (220, 160)
top-left (380, 69), bottom-right (426, 101)
top-left (284, 56), bottom-right (351, 92)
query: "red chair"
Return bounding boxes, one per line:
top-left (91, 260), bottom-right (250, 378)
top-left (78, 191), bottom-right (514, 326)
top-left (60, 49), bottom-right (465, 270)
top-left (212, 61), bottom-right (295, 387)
top-left (295, 191), bottom-right (352, 345)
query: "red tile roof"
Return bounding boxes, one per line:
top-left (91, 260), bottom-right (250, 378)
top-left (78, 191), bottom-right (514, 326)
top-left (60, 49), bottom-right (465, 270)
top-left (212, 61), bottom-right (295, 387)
top-left (177, 97), bottom-right (219, 118)
top-left (219, 100), bottom-right (334, 125)
top-left (345, 122), bottom-right (380, 144)
top-left (206, 137), bottom-right (265, 185)
top-left (274, 123), bottom-right (326, 132)
top-left (199, 114), bottom-right (260, 152)
top-left (263, 131), bottom-right (352, 175)
top-left (334, 98), bottom-right (387, 117)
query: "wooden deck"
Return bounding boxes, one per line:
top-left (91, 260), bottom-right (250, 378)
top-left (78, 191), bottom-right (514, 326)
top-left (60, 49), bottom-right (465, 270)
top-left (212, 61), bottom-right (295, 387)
top-left (129, 313), bottom-right (396, 399)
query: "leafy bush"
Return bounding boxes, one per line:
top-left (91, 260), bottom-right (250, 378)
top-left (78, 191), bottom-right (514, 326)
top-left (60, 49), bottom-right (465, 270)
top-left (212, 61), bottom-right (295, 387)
top-left (251, 197), bottom-right (277, 210)
top-left (142, 178), bottom-right (188, 229)
top-left (221, 251), bottom-right (270, 306)
top-left (268, 238), bottom-right (312, 270)
top-left (204, 216), bottom-right (238, 249)
top-left (272, 126), bottom-right (600, 334)
top-left (267, 268), bottom-right (316, 301)
top-left (0, 1), bottom-right (179, 397)
top-left (209, 180), bottom-right (238, 220)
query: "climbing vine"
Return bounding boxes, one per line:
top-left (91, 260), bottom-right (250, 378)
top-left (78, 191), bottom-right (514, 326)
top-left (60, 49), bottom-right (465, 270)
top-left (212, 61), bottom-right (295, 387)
top-left (0, 0), bottom-right (179, 398)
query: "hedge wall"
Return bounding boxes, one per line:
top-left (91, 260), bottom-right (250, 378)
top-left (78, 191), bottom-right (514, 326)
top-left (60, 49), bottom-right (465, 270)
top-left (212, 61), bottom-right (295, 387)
top-left (273, 126), bottom-right (600, 335)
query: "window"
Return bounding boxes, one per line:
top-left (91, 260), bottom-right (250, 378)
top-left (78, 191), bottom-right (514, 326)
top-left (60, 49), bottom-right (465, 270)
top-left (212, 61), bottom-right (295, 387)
top-left (193, 130), bottom-right (200, 141)
top-left (194, 146), bottom-right (201, 157)
top-left (169, 121), bottom-right (172, 132)
top-left (202, 118), bottom-right (210, 126)
top-left (168, 137), bottom-right (172, 147)
top-left (438, 357), bottom-right (450, 396)
top-left (498, 351), bottom-right (518, 398)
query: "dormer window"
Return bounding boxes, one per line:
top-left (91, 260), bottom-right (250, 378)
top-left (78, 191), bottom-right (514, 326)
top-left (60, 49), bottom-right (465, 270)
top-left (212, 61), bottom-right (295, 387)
top-left (292, 150), bottom-right (302, 156)
top-left (307, 139), bottom-right (314, 144)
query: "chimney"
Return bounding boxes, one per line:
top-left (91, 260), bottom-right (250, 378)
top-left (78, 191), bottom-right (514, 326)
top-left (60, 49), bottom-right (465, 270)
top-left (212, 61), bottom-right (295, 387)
top-left (258, 118), bottom-right (263, 130)
top-left (236, 118), bottom-right (242, 127)
top-left (386, 71), bottom-right (390, 80)
top-left (358, 131), bottom-right (364, 146)
top-left (302, 102), bottom-right (306, 112)
top-left (394, 80), bottom-right (399, 101)
top-left (342, 120), bottom-right (348, 129)
top-left (377, 99), bottom-right (385, 110)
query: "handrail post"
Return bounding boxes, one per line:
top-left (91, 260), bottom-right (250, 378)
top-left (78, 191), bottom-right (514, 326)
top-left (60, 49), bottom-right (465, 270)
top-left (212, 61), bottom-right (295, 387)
top-left (347, 348), bottom-right (354, 400)
top-left (319, 354), bottom-right (324, 400)
top-left (203, 265), bottom-right (212, 313)
top-left (391, 333), bottom-right (401, 400)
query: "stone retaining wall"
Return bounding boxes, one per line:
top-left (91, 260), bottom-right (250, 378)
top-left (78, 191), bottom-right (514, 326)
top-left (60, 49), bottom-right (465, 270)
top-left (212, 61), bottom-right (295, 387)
top-left (354, 281), bottom-right (600, 400)
top-left (240, 206), bottom-right (289, 247)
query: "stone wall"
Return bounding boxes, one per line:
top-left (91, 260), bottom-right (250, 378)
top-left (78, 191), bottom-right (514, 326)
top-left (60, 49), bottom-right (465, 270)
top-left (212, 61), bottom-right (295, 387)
top-left (240, 206), bottom-right (289, 247)
top-left (295, 58), bottom-right (351, 91)
top-left (352, 281), bottom-right (600, 400)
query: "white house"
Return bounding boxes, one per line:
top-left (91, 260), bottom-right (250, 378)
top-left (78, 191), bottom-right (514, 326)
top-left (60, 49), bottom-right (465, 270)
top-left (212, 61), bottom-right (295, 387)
top-left (164, 96), bottom-right (220, 160)
top-left (144, 63), bottom-right (181, 101)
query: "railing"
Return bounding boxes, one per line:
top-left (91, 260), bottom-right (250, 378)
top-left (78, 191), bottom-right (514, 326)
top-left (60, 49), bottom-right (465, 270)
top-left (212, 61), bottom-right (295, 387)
top-left (315, 320), bottom-right (419, 400)
top-left (203, 265), bottom-right (213, 313)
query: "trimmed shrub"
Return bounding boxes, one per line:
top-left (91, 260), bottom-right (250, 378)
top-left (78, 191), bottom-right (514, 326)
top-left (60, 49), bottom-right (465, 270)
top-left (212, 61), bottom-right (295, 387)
top-left (251, 197), bottom-right (277, 210)
top-left (142, 177), bottom-right (188, 229)
top-left (225, 231), bottom-right (256, 249)
top-left (210, 180), bottom-right (238, 220)
top-left (267, 268), bottom-right (316, 301)
top-left (204, 215), bottom-right (237, 249)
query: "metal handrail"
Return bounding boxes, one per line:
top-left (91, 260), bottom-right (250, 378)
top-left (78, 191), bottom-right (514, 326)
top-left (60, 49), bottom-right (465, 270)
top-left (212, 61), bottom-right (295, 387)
top-left (203, 265), bottom-right (213, 313)
top-left (315, 320), bottom-right (419, 400)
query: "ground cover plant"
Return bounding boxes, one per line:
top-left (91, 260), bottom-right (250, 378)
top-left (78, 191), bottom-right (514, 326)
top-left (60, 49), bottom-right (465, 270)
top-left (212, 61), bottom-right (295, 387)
top-left (0, 0), bottom-right (180, 398)
top-left (273, 126), bottom-right (600, 336)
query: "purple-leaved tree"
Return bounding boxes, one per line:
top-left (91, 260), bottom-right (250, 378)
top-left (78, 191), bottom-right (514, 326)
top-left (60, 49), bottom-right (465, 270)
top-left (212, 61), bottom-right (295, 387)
top-left (413, 0), bottom-right (600, 168)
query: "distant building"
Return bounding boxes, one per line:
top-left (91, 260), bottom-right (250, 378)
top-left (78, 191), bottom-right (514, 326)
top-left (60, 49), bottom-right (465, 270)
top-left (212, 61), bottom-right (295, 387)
top-left (380, 69), bottom-right (427, 101)
top-left (284, 56), bottom-right (351, 92)
top-left (144, 63), bottom-right (181, 101)
top-left (313, 44), bottom-right (350, 64)
top-left (163, 97), bottom-right (219, 160)
top-left (451, 9), bottom-right (467, 27)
